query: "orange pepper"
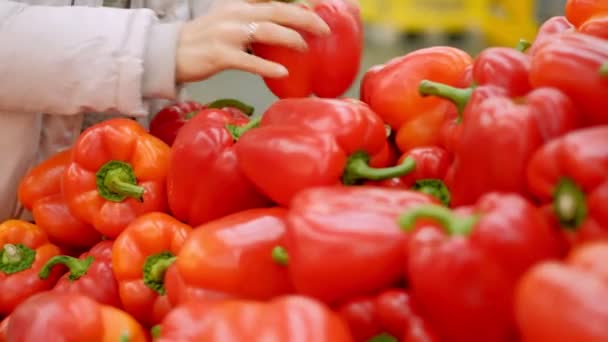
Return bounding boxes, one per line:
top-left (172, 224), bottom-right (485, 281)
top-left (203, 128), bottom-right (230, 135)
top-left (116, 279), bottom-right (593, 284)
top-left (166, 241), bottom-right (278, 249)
top-left (566, 0), bottom-right (608, 27)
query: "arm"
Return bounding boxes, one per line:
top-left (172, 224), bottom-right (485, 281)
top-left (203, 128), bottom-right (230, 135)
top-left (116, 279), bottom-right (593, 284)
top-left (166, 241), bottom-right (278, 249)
top-left (0, 1), bottom-right (178, 117)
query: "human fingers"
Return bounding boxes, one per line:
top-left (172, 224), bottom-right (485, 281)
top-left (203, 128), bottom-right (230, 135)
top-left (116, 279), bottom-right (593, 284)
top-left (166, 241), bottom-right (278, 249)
top-left (221, 48), bottom-right (289, 78)
top-left (249, 22), bottom-right (308, 52)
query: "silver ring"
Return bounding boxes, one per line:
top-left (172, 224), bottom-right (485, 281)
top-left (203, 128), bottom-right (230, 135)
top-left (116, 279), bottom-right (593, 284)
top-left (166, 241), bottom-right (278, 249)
top-left (244, 22), bottom-right (259, 43)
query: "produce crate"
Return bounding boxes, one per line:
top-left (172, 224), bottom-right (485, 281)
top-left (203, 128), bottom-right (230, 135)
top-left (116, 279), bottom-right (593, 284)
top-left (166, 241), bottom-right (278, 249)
top-left (360, 0), bottom-right (539, 47)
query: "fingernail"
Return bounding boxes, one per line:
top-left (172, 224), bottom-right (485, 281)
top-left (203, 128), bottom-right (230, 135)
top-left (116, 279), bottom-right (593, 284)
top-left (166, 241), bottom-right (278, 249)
top-left (276, 65), bottom-right (289, 77)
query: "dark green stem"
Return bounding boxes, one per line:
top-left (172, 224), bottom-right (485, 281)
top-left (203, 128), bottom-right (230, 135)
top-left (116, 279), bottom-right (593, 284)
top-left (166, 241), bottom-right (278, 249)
top-left (398, 204), bottom-right (478, 235)
top-left (367, 333), bottom-right (398, 342)
top-left (553, 178), bottom-right (587, 230)
top-left (599, 62), bottom-right (608, 77)
top-left (151, 325), bottom-right (162, 339)
top-left (226, 116), bottom-right (262, 141)
top-left (142, 251), bottom-right (176, 295)
top-left (412, 179), bottom-right (451, 207)
top-left (119, 331), bottom-right (130, 342)
top-left (343, 153), bottom-right (416, 185)
top-left (207, 98), bottom-right (255, 116)
top-left (272, 246), bottom-right (289, 266)
top-left (0, 244), bottom-right (36, 275)
top-left (515, 38), bottom-right (531, 53)
top-left (418, 80), bottom-right (472, 121)
top-left (39, 255), bottom-right (94, 281)
top-left (96, 160), bottom-right (144, 202)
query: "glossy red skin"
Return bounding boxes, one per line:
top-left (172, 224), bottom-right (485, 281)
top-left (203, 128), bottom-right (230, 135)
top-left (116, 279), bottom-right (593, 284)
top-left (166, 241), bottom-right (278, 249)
top-left (253, 0), bottom-right (362, 98)
top-left (406, 193), bottom-right (567, 342)
top-left (445, 86), bottom-right (580, 206)
top-left (579, 15), bottom-right (608, 38)
top-left (235, 98), bottom-right (387, 206)
top-left (157, 296), bottom-right (354, 342)
top-left (0, 317), bottom-right (7, 341)
top-left (530, 32), bottom-right (608, 126)
top-left (566, 0), bottom-right (608, 27)
top-left (527, 126), bottom-right (608, 245)
top-left (515, 242), bottom-right (608, 342)
top-left (168, 109), bottom-right (270, 226)
top-left (175, 208), bottom-right (294, 302)
top-left (528, 16), bottom-right (575, 56)
top-left (284, 186), bottom-right (438, 304)
top-left (165, 264), bottom-right (233, 307)
top-left (52, 240), bottom-right (121, 308)
top-left (149, 101), bottom-right (205, 146)
top-left (472, 47), bottom-right (532, 96)
top-left (369, 140), bottom-right (398, 168)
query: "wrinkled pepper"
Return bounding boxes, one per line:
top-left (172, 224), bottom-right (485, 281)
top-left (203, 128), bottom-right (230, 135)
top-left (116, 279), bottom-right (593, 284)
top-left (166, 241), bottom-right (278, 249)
top-left (528, 16), bottom-right (575, 56)
top-left (17, 149), bottom-right (102, 248)
top-left (526, 126), bottom-right (608, 246)
top-left (38, 240), bottom-right (121, 308)
top-left (62, 118), bottom-right (170, 238)
top-left (174, 207), bottom-right (293, 304)
top-left (112, 212), bottom-right (192, 326)
top-left (5, 291), bottom-right (146, 342)
top-left (253, 0), bottom-right (363, 99)
top-left (360, 47), bottom-right (473, 152)
top-left (530, 32), bottom-right (608, 125)
top-left (399, 193), bottom-right (567, 342)
top-left (337, 289), bottom-right (438, 342)
top-left (515, 242), bottom-right (608, 342)
top-left (167, 107), bottom-right (270, 227)
top-left (565, 0), bottom-right (608, 27)
top-left (0, 220), bottom-right (63, 315)
top-left (157, 296), bottom-right (354, 342)
top-left (579, 15), bottom-right (608, 38)
top-left (235, 98), bottom-right (417, 206)
top-left (165, 263), bottom-right (233, 307)
top-left (281, 186), bottom-right (437, 304)
top-left (419, 82), bottom-right (579, 206)
top-left (149, 99), bottom-right (254, 146)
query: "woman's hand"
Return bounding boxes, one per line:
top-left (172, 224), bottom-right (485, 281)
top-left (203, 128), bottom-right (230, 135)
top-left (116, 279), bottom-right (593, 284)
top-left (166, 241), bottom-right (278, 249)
top-left (175, 0), bottom-right (332, 83)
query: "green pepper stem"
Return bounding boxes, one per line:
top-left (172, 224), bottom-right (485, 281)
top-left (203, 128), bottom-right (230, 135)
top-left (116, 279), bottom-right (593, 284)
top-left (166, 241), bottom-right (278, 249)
top-left (150, 325), bottom-right (162, 339)
top-left (207, 98), bottom-right (255, 116)
top-left (367, 333), bottom-right (398, 342)
top-left (553, 178), bottom-right (587, 230)
top-left (39, 255), bottom-right (94, 281)
top-left (0, 243), bottom-right (36, 275)
top-left (96, 160), bottom-right (145, 202)
top-left (2, 244), bottom-right (21, 264)
top-left (398, 204), bottom-right (478, 235)
top-left (343, 153), bottom-right (416, 185)
top-left (515, 38), bottom-right (531, 53)
top-left (411, 179), bottom-right (451, 207)
top-left (599, 62), bottom-right (608, 77)
top-left (418, 80), bottom-right (472, 121)
top-left (142, 251), bottom-right (176, 295)
top-left (226, 116), bottom-right (262, 141)
top-left (272, 246), bottom-right (289, 266)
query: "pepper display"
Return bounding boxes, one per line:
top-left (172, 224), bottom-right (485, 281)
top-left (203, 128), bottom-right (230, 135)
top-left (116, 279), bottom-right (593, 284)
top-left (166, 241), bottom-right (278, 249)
top-left (156, 296), bottom-right (354, 342)
top-left (17, 149), bottom-right (101, 248)
top-left (0, 220), bottom-right (63, 316)
top-left (4, 291), bottom-right (147, 342)
top-left (515, 242), bottom-right (608, 341)
top-left (167, 107), bottom-right (270, 227)
top-left (39, 240), bottom-right (121, 308)
top-left (174, 208), bottom-right (293, 303)
top-left (111, 212), bottom-right (192, 326)
top-left (253, 0), bottom-right (363, 99)
top-left (235, 98), bottom-right (417, 206)
top-left (149, 99), bottom-right (254, 146)
top-left (399, 193), bottom-right (566, 342)
top-left (62, 119), bottom-right (171, 238)
top-left (565, 0), bottom-right (608, 27)
top-left (526, 126), bottom-right (608, 246)
top-left (527, 16), bottom-right (574, 56)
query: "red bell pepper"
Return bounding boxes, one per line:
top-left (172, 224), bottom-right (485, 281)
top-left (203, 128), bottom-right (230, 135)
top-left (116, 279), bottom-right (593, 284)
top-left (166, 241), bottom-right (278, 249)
top-left (164, 263), bottom-right (233, 307)
top-left (565, 0), bottom-right (608, 27)
top-left (252, 0), bottom-right (363, 99)
top-left (149, 99), bottom-right (254, 146)
top-left (235, 98), bottom-right (417, 206)
top-left (579, 15), bottom-right (608, 39)
top-left (526, 126), bottom-right (608, 246)
top-left (38, 240), bottom-right (121, 308)
top-left (0, 317), bottom-right (6, 342)
top-left (167, 108), bottom-right (270, 227)
top-left (398, 193), bottom-right (567, 342)
top-left (515, 242), bottom-right (608, 342)
top-left (280, 186), bottom-right (437, 304)
top-left (112, 212), bottom-right (192, 326)
top-left (360, 47), bottom-right (473, 152)
top-left (418, 82), bottom-right (579, 206)
top-left (337, 289), bottom-right (438, 342)
top-left (156, 296), bottom-right (354, 341)
top-left (528, 16), bottom-right (575, 56)
top-left (62, 118), bottom-right (171, 239)
top-left (530, 32), bottom-right (608, 126)
top-left (174, 207), bottom-right (293, 304)
top-left (17, 149), bottom-right (102, 248)
top-left (4, 291), bottom-right (147, 342)
top-left (0, 220), bottom-right (63, 316)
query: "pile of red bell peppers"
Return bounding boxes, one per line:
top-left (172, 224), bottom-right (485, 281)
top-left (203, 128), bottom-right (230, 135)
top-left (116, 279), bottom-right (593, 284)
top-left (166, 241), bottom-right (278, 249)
top-left (2, 0), bottom-right (608, 341)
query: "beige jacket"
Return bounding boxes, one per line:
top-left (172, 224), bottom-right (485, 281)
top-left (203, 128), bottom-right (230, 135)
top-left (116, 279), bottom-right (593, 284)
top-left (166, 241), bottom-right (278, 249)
top-left (0, 0), bottom-right (217, 220)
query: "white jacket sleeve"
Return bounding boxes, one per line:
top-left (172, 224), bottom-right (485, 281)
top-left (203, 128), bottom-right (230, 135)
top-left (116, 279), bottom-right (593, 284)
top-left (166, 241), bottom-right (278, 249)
top-left (0, 1), bottom-right (165, 117)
